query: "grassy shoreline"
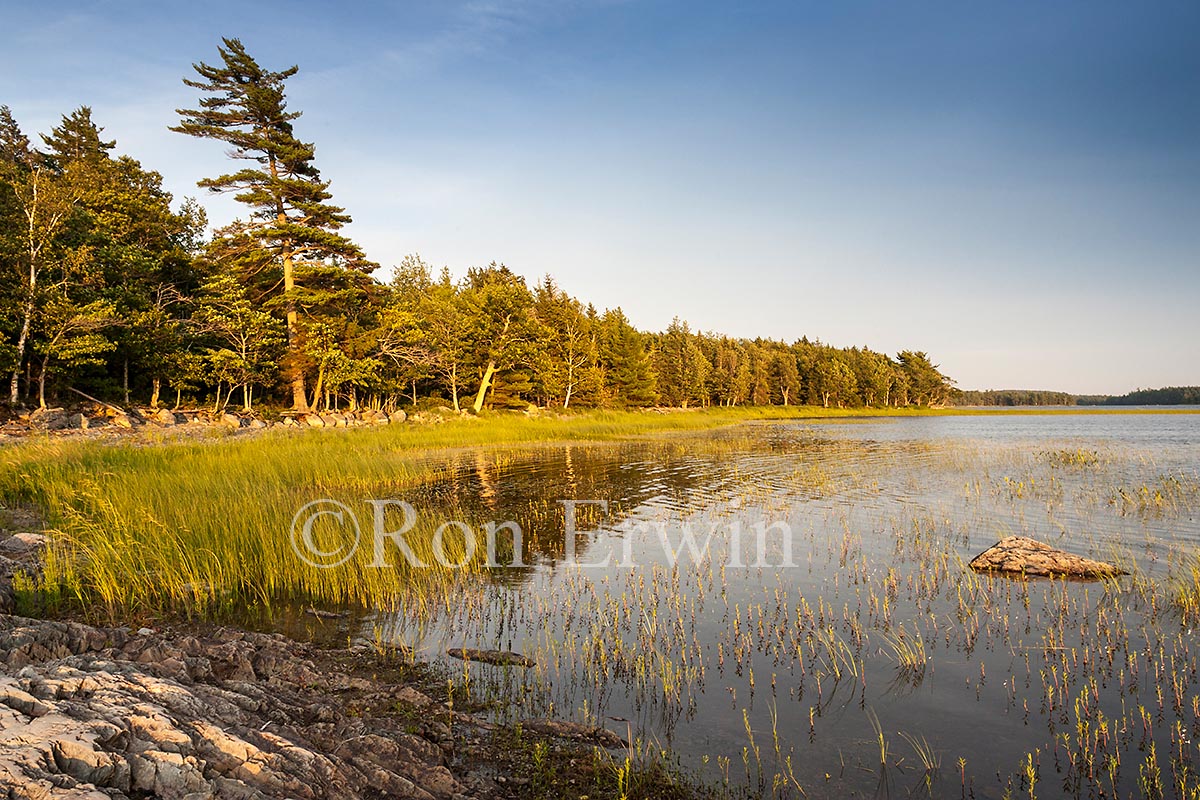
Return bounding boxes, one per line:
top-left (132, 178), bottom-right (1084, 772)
top-left (1, 403), bottom-right (1196, 619)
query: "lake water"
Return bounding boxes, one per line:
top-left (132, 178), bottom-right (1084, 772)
top-left (368, 412), bottom-right (1200, 798)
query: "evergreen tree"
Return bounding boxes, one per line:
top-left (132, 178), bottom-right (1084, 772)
top-left (653, 318), bottom-right (710, 407)
top-left (597, 309), bottom-right (655, 407)
top-left (0, 107), bottom-right (31, 167)
top-left (40, 107), bottom-right (115, 166)
top-left (172, 37), bottom-right (372, 410)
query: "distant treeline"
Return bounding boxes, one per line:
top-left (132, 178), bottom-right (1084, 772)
top-left (1077, 387), bottom-right (1200, 406)
top-left (953, 386), bottom-right (1200, 407)
top-left (952, 389), bottom-right (1076, 407)
top-left (0, 40), bottom-right (954, 414)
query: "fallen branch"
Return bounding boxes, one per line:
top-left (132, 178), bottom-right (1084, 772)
top-left (66, 386), bottom-right (128, 416)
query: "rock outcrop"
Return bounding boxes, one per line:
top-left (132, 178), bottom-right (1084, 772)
top-left (969, 536), bottom-right (1125, 578)
top-left (0, 615), bottom-right (484, 799)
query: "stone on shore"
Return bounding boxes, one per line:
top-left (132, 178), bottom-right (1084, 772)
top-left (152, 408), bottom-right (178, 426)
top-left (29, 408), bottom-right (71, 431)
top-left (968, 536), bottom-right (1125, 578)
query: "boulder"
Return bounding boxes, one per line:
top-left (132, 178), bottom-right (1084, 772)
top-left (30, 407), bottom-right (72, 431)
top-left (304, 414), bottom-right (325, 428)
top-left (153, 408), bottom-right (178, 426)
top-left (968, 536), bottom-right (1125, 578)
top-left (68, 412), bottom-right (90, 430)
top-left (109, 413), bottom-right (134, 429)
top-left (389, 410), bottom-right (408, 424)
top-left (247, 418), bottom-right (267, 430)
top-left (0, 532), bottom-right (46, 557)
top-left (219, 413), bottom-right (242, 429)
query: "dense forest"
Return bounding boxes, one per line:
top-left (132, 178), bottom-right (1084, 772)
top-left (1077, 387), bottom-right (1200, 406)
top-left (951, 389), bottom-right (1076, 407)
top-left (953, 387), bottom-right (1200, 407)
top-left (0, 39), bottom-right (954, 415)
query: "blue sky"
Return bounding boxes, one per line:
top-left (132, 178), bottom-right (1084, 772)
top-left (2, 0), bottom-right (1197, 394)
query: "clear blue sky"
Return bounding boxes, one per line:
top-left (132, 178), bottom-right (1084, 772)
top-left (2, 1), bottom-right (1197, 394)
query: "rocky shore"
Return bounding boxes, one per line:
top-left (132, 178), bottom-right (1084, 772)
top-left (1, 403), bottom-right (417, 441)
top-left (0, 615), bottom-right (486, 799)
top-left (0, 519), bottom-right (637, 800)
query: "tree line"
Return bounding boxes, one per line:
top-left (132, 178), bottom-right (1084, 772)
top-left (1077, 387), bottom-right (1200, 406)
top-left (1, 38), bottom-right (954, 415)
top-left (951, 389), bottom-right (1076, 407)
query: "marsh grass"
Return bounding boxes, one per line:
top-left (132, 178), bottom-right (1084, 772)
top-left (0, 406), bottom-right (940, 619)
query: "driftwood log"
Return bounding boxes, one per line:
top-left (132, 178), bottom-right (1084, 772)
top-left (447, 648), bottom-right (535, 668)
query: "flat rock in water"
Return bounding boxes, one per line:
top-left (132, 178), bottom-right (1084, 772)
top-left (447, 647), bottom-right (534, 668)
top-left (521, 719), bottom-right (625, 748)
top-left (969, 536), bottom-right (1124, 578)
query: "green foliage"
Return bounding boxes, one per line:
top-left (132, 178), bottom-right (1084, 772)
top-left (193, 271), bottom-right (284, 410)
top-left (1, 48), bottom-right (956, 413)
top-left (953, 389), bottom-right (1077, 407)
top-left (1079, 386), bottom-right (1200, 406)
top-left (172, 37), bottom-right (374, 410)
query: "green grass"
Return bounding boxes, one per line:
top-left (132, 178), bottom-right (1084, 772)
top-left (0, 405), bottom-right (922, 618)
top-left (2, 403), bottom-right (1195, 621)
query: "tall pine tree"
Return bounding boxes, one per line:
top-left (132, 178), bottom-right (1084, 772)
top-left (172, 37), bottom-right (371, 410)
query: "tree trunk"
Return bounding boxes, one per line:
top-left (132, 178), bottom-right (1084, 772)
top-left (243, 382), bottom-right (252, 411)
top-left (472, 361), bottom-right (496, 413)
top-left (410, 379), bottom-right (418, 406)
top-left (282, 245), bottom-right (308, 411)
top-left (150, 376), bottom-right (161, 409)
top-left (310, 363), bottom-right (325, 413)
top-left (450, 363), bottom-right (460, 412)
top-left (123, 359), bottom-right (130, 405)
top-left (9, 295), bottom-right (34, 406)
top-left (37, 357), bottom-right (48, 410)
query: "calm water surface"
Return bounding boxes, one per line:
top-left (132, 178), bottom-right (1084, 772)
top-left (366, 413), bottom-right (1200, 798)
